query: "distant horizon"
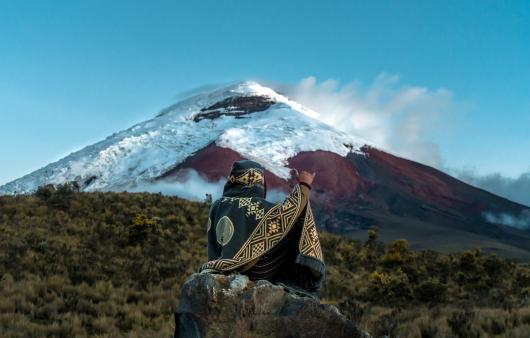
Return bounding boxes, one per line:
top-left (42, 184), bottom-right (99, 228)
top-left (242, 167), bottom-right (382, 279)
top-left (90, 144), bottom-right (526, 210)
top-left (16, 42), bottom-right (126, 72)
top-left (1, 1), bottom-right (529, 204)
top-left (0, 79), bottom-right (528, 209)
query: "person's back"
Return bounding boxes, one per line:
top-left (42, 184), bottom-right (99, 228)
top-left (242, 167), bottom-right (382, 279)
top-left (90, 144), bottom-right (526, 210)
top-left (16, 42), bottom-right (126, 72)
top-left (200, 160), bottom-right (325, 294)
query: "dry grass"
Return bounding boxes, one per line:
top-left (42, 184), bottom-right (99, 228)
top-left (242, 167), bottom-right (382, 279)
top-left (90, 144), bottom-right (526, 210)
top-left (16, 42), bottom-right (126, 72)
top-left (0, 184), bottom-right (529, 337)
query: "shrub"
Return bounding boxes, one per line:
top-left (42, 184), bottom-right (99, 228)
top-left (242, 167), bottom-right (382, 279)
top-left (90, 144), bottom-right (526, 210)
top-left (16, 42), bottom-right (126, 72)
top-left (414, 278), bottom-right (447, 303)
top-left (447, 310), bottom-right (479, 338)
top-left (1, 191), bottom-right (530, 336)
top-left (128, 213), bottom-right (156, 245)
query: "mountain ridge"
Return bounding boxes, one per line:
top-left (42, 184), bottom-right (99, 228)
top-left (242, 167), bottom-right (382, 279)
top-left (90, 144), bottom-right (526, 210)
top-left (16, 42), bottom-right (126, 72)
top-left (2, 80), bottom-right (530, 259)
top-left (0, 81), bottom-right (367, 194)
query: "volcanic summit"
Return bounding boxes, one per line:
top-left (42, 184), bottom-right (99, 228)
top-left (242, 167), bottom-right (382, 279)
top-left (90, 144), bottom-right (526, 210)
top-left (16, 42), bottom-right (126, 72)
top-left (2, 81), bottom-right (530, 259)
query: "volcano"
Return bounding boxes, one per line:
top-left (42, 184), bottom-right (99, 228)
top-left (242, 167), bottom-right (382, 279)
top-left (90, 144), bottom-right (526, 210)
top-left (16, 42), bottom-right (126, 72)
top-left (2, 81), bottom-right (530, 260)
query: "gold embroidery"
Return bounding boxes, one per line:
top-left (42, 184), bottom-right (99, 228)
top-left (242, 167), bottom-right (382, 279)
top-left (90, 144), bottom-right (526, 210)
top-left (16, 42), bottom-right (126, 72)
top-left (228, 168), bottom-right (264, 187)
top-left (238, 198), bottom-right (265, 220)
top-left (251, 242), bottom-right (265, 254)
top-left (298, 201), bottom-right (323, 260)
top-left (202, 185), bottom-right (306, 272)
top-left (220, 196), bottom-right (265, 220)
top-left (267, 218), bottom-right (280, 236)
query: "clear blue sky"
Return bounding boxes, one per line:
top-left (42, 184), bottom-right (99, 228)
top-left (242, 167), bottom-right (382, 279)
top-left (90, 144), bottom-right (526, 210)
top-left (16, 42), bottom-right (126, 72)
top-left (1, 0), bottom-right (529, 185)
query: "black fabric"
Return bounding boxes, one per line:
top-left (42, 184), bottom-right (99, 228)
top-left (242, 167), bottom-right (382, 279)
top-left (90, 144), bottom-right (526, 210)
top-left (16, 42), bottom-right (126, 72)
top-left (222, 160), bottom-right (266, 198)
top-left (245, 210), bottom-right (322, 293)
top-left (299, 181), bottom-right (312, 190)
top-left (201, 160), bottom-right (325, 292)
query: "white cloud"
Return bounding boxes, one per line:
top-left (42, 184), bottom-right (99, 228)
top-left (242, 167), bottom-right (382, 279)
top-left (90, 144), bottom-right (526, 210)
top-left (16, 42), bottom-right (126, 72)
top-left (127, 169), bottom-right (287, 203)
top-left (127, 169), bottom-right (226, 201)
top-left (482, 210), bottom-right (530, 230)
top-left (456, 169), bottom-right (530, 207)
top-left (271, 75), bottom-right (530, 211)
top-left (129, 78), bottom-right (530, 225)
top-left (273, 74), bottom-right (454, 168)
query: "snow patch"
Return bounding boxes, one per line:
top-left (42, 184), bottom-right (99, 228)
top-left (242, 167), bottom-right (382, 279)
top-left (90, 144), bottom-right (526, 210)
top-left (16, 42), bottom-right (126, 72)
top-left (0, 81), bottom-right (366, 195)
top-left (216, 105), bottom-right (364, 179)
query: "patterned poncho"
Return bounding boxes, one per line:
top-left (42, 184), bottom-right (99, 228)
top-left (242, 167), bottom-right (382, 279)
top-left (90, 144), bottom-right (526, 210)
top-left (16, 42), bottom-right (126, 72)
top-left (200, 160), bottom-right (325, 292)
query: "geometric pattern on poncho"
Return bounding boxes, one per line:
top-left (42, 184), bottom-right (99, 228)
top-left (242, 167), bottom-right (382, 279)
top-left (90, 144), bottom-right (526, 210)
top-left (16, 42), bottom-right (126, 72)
top-left (220, 196), bottom-right (265, 221)
top-left (227, 168), bottom-right (264, 187)
top-left (298, 202), bottom-right (323, 260)
top-left (201, 184), bottom-right (321, 272)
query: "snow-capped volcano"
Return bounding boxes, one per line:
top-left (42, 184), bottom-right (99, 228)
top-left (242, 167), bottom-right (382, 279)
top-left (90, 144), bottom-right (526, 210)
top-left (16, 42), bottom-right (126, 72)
top-left (3, 80), bottom-right (530, 260)
top-left (0, 81), bottom-right (367, 194)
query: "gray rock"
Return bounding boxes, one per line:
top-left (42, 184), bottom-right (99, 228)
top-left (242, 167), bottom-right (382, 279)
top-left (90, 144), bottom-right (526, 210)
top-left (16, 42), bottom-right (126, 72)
top-left (175, 272), bottom-right (370, 338)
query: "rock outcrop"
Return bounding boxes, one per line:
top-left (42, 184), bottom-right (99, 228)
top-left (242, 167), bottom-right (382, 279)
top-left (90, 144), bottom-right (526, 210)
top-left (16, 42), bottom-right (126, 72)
top-left (174, 272), bottom-right (369, 338)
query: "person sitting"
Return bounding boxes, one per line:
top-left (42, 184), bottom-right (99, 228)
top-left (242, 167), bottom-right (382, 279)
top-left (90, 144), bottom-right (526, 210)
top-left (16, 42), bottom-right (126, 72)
top-left (199, 160), bottom-right (325, 295)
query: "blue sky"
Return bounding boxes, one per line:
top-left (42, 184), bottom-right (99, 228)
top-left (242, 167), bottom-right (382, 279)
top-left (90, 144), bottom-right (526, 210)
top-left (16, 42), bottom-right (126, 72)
top-left (1, 0), bottom-right (529, 189)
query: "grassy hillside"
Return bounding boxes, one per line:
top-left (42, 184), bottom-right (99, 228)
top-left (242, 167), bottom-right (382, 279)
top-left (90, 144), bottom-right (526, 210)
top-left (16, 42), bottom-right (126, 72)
top-left (1, 183), bottom-right (530, 337)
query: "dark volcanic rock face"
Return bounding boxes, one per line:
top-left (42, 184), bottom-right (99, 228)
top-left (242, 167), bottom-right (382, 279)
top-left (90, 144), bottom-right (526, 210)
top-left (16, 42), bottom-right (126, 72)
top-left (157, 142), bottom-right (288, 189)
top-left (159, 143), bottom-right (530, 260)
top-left (174, 272), bottom-right (368, 338)
top-left (193, 95), bottom-right (276, 122)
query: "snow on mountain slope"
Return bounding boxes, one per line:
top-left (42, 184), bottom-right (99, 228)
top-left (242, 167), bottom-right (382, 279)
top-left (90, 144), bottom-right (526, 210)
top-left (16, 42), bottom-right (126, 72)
top-left (4, 80), bottom-right (530, 260)
top-left (0, 81), bottom-right (368, 194)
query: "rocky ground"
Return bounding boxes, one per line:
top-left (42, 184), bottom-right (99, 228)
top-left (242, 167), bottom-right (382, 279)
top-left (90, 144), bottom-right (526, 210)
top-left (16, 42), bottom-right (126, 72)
top-left (175, 272), bottom-right (370, 338)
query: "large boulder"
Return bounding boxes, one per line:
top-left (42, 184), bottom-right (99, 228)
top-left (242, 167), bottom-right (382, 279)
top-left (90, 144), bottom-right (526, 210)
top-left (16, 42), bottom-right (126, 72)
top-left (174, 272), bottom-right (370, 338)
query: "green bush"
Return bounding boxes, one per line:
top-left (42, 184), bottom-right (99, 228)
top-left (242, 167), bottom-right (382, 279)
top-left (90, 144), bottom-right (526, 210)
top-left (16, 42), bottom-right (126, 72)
top-left (0, 184), bottom-right (529, 336)
top-left (447, 310), bottom-right (479, 338)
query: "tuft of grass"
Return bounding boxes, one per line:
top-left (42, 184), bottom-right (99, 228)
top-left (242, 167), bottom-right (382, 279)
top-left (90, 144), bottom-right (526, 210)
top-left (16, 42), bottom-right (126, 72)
top-left (0, 184), bottom-right (529, 336)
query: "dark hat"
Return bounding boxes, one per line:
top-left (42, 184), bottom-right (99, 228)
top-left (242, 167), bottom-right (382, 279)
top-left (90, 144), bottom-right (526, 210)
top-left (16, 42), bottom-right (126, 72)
top-left (230, 160), bottom-right (264, 173)
top-left (222, 160), bottom-right (266, 198)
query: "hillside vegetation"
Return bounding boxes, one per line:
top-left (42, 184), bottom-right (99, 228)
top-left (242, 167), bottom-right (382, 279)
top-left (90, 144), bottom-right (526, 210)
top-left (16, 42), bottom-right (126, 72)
top-left (1, 183), bottom-right (530, 337)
